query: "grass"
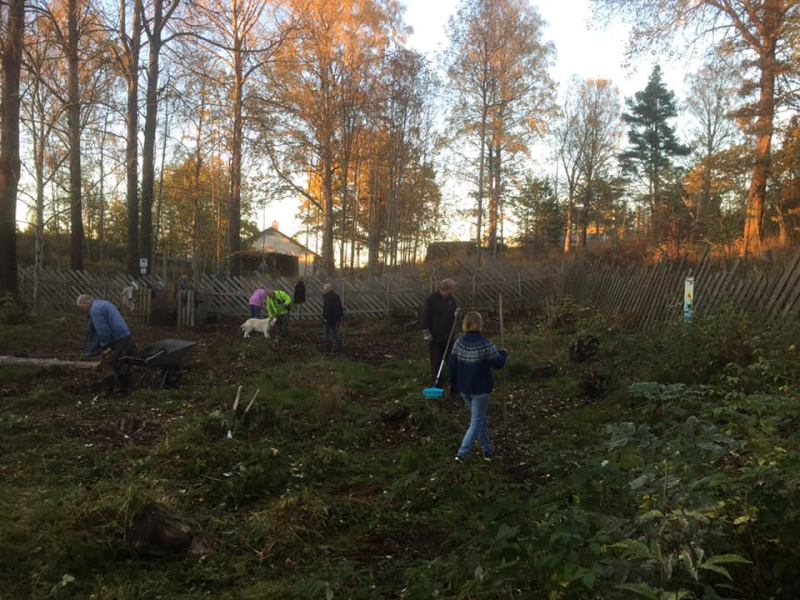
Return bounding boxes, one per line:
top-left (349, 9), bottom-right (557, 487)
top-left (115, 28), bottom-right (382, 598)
top-left (3, 306), bottom-right (800, 598)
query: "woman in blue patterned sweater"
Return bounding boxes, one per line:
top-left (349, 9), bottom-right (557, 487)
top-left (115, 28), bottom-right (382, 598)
top-left (448, 311), bottom-right (507, 459)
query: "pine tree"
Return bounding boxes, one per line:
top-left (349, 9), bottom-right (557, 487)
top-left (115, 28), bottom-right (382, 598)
top-left (620, 65), bottom-right (689, 241)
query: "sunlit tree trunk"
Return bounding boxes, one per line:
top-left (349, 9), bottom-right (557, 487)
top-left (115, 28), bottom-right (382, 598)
top-left (123, 0), bottom-right (142, 276)
top-left (68, 0), bottom-right (84, 270)
top-left (141, 0), bottom-right (178, 273)
top-left (227, 36), bottom-right (244, 276)
top-left (0, 0), bottom-right (24, 299)
top-left (743, 41), bottom-right (776, 257)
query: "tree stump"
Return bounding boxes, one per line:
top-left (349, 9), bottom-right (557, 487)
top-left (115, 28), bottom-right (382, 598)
top-left (530, 361), bottom-right (559, 379)
top-left (378, 405), bottom-right (410, 424)
top-left (126, 501), bottom-right (211, 558)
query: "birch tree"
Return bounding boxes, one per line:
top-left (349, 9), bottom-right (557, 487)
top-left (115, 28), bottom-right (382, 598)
top-left (139, 0), bottom-right (181, 274)
top-left (110, 0), bottom-right (143, 276)
top-left (445, 0), bottom-right (554, 264)
top-left (683, 66), bottom-right (741, 239)
top-left (186, 0), bottom-right (292, 276)
top-left (260, 0), bottom-right (403, 275)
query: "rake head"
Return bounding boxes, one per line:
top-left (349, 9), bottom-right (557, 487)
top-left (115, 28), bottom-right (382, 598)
top-left (422, 387), bottom-right (444, 400)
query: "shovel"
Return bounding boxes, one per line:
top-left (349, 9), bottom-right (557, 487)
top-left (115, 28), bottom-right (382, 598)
top-left (227, 386), bottom-right (260, 438)
top-left (227, 386), bottom-right (242, 438)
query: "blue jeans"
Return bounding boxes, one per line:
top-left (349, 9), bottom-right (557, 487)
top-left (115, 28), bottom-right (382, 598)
top-left (457, 393), bottom-right (492, 457)
top-left (324, 322), bottom-right (341, 344)
top-left (249, 304), bottom-right (261, 318)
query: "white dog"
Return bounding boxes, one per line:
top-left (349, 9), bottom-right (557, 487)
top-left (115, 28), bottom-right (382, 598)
top-left (240, 317), bottom-right (277, 338)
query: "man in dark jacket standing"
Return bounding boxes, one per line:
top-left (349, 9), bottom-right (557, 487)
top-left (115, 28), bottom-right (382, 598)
top-left (322, 283), bottom-right (343, 352)
top-left (421, 278), bottom-right (458, 388)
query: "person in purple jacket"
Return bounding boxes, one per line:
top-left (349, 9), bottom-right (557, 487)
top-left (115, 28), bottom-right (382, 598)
top-left (448, 311), bottom-right (507, 460)
top-left (249, 286), bottom-right (267, 318)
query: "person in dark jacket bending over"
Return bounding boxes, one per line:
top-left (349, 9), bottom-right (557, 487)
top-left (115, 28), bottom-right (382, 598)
top-left (78, 294), bottom-right (133, 394)
top-left (449, 311), bottom-right (507, 460)
top-left (322, 283), bottom-right (343, 352)
top-left (421, 278), bottom-right (459, 389)
top-left (294, 279), bottom-right (306, 319)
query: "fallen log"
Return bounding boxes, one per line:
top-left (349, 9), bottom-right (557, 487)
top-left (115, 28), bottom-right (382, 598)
top-left (0, 356), bottom-right (101, 370)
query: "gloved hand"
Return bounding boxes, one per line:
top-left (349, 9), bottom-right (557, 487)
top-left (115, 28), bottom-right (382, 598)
top-left (423, 330), bottom-right (432, 342)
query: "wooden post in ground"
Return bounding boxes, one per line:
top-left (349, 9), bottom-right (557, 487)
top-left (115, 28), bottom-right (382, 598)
top-left (499, 293), bottom-right (507, 429)
top-left (341, 280), bottom-right (346, 342)
top-left (471, 275), bottom-right (476, 306)
top-left (386, 278), bottom-right (391, 318)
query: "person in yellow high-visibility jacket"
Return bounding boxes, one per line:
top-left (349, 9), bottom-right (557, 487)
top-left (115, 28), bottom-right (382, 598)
top-left (266, 289), bottom-right (292, 337)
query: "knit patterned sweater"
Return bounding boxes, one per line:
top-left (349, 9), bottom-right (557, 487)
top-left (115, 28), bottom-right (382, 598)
top-left (448, 332), bottom-right (507, 395)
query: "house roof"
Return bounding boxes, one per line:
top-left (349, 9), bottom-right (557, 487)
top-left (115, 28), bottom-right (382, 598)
top-left (246, 227), bottom-right (319, 258)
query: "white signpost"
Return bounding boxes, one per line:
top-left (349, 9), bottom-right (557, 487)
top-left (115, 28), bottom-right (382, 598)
top-left (684, 276), bottom-right (695, 322)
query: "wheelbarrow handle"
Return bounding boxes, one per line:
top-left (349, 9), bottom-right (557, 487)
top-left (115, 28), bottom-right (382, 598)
top-left (145, 348), bottom-right (168, 364)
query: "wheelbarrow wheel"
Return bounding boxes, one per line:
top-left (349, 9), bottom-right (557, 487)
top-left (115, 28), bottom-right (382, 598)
top-left (161, 368), bottom-right (183, 387)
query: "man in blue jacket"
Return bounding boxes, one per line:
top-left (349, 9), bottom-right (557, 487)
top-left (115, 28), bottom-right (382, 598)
top-left (78, 294), bottom-right (132, 394)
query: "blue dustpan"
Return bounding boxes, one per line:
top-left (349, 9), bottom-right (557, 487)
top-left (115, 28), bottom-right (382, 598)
top-left (422, 316), bottom-right (458, 401)
top-left (423, 387), bottom-right (444, 400)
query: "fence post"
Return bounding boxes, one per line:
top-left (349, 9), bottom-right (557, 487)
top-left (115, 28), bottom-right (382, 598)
top-left (386, 278), bottom-right (392, 317)
top-left (471, 275), bottom-right (476, 306)
top-left (341, 281), bottom-right (346, 335)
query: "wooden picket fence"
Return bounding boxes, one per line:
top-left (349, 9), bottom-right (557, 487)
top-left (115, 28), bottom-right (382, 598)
top-left (547, 247), bottom-right (800, 330)
top-left (177, 291), bottom-right (196, 327)
top-left (447, 260), bottom-right (560, 307)
top-left (18, 263), bottom-right (561, 325)
top-left (18, 267), bottom-right (157, 324)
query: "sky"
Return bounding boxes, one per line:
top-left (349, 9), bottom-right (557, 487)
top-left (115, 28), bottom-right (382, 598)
top-left (404, 0), bottom-right (689, 99)
top-left (265, 0), bottom-right (695, 241)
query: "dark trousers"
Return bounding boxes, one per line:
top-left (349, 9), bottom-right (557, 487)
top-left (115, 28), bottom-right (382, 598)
top-left (275, 314), bottom-right (289, 336)
top-left (101, 336), bottom-right (132, 390)
top-left (324, 322), bottom-right (342, 344)
top-left (429, 340), bottom-right (454, 387)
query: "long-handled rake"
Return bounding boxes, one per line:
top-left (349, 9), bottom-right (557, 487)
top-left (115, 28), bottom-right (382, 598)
top-left (422, 313), bottom-right (459, 400)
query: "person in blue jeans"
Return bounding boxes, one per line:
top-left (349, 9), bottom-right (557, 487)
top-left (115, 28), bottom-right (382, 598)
top-left (448, 311), bottom-right (507, 459)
